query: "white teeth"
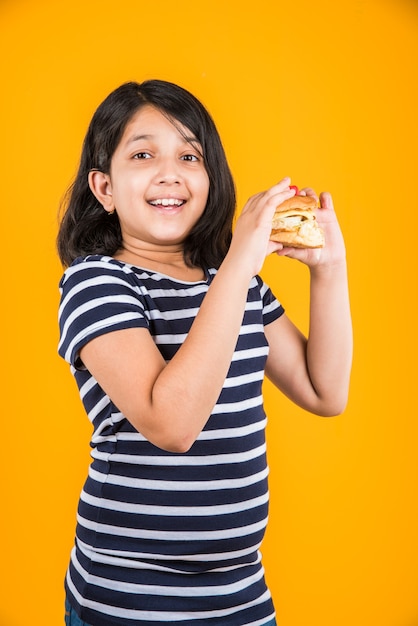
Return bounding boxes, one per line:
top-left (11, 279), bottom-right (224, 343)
top-left (150, 198), bottom-right (184, 206)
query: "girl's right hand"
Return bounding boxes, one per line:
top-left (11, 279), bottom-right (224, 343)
top-left (228, 177), bottom-right (296, 277)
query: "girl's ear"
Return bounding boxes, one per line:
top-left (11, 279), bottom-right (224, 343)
top-left (88, 170), bottom-right (114, 213)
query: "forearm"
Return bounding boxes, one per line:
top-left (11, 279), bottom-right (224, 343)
top-left (148, 256), bottom-right (253, 450)
top-left (306, 261), bottom-right (353, 414)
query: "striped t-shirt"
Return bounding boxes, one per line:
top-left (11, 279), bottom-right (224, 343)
top-left (58, 255), bottom-right (284, 626)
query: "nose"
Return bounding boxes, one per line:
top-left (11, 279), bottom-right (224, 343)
top-left (155, 156), bottom-right (182, 185)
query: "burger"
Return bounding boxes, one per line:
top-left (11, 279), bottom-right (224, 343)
top-left (270, 195), bottom-right (325, 248)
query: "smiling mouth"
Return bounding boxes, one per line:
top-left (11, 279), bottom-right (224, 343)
top-left (148, 198), bottom-right (186, 207)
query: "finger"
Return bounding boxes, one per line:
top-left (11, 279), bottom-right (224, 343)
top-left (300, 187), bottom-right (318, 201)
top-left (268, 176), bottom-right (294, 193)
top-left (267, 240), bottom-right (284, 255)
top-left (254, 181), bottom-right (295, 222)
top-left (243, 177), bottom-right (292, 211)
top-left (319, 191), bottom-right (333, 210)
top-left (276, 243), bottom-right (302, 254)
top-left (266, 178), bottom-right (296, 203)
top-left (275, 176), bottom-right (291, 189)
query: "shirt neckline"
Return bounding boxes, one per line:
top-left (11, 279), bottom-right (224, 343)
top-left (108, 256), bottom-right (212, 285)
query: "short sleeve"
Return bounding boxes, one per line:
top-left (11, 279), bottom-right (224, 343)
top-left (58, 257), bottom-right (149, 368)
top-left (256, 275), bottom-right (285, 326)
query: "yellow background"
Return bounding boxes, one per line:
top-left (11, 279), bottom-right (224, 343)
top-left (1, 0), bottom-right (417, 624)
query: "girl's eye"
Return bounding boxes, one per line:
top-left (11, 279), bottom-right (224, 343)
top-left (181, 154), bottom-right (199, 162)
top-left (133, 152), bottom-right (152, 159)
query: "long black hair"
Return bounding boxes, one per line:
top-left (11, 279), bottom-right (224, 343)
top-left (57, 80), bottom-right (236, 269)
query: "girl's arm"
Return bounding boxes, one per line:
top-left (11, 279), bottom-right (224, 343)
top-left (265, 190), bottom-right (353, 416)
top-left (79, 179), bottom-right (293, 453)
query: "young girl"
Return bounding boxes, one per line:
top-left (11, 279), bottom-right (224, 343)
top-left (57, 79), bottom-right (352, 626)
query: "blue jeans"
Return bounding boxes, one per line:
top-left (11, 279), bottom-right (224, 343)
top-left (65, 598), bottom-right (91, 626)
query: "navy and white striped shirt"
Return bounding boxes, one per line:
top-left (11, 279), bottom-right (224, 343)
top-left (58, 255), bottom-right (284, 626)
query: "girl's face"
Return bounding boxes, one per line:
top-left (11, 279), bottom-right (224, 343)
top-left (102, 105), bottom-right (210, 253)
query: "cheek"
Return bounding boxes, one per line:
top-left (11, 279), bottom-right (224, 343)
top-left (112, 175), bottom-right (144, 203)
top-left (199, 172), bottom-right (210, 203)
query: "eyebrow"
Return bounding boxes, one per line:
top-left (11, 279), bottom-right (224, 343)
top-left (126, 133), bottom-right (200, 146)
top-left (126, 134), bottom-right (153, 144)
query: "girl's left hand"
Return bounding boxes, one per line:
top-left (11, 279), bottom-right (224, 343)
top-left (276, 187), bottom-right (346, 267)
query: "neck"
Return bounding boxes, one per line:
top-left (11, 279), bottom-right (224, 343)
top-left (113, 244), bottom-right (205, 281)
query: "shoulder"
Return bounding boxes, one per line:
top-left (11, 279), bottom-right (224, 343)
top-left (58, 255), bottom-right (152, 303)
top-left (58, 255), bottom-right (147, 323)
top-left (59, 255), bottom-right (133, 286)
top-left (58, 256), bottom-right (150, 364)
